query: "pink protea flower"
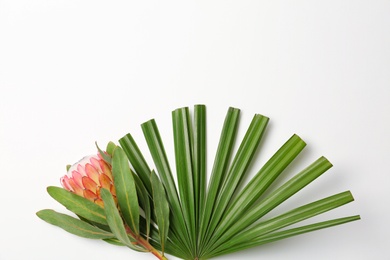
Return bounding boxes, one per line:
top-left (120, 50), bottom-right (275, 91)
top-left (60, 154), bottom-right (116, 207)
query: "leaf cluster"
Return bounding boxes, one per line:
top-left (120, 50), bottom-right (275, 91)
top-left (37, 105), bottom-right (359, 260)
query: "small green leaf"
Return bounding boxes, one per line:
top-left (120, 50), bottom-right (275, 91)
top-left (36, 209), bottom-right (113, 239)
top-left (133, 173), bottom-right (151, 239)
top-left (100, 189), bottom-right (132, 247)
top-left (66, 164), bottom-right (71, 171)
top-left (106, 141), bottom-right (117, 156)
top-left (112, 147), bottom-right (140, 235)
top-left (96, 142), bottom-right (112, 164)
top-left (151, 170), bottom-right (170, 254)
top-left (47, 186), bottom-right (107, 225)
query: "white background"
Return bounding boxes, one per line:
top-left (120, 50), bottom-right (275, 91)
top-left (1, 1), bottom-right (389, 259)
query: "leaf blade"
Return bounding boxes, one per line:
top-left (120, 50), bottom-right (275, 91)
top-left (151, 170), bottom-right (170, 254)
top-left (211, 215), bottom-right (360, 257)
top-left (100, 188), bottom-right (133, 248)
top-left (36, 209), bottom-right (113, 239)
top-left (172, 107), bottom-right (196, 250)
top-left (193, 105), bottom-right (207, 239)
top-left (198, 107), bottom-right (240, 250)
top-left (205, 156), bottom-right (333, 254)
top-left (202, 114), bottom-right (269, 251)
top-left (208, 134), bottom-right (306, 247)
top-left (47, 186), bottom-right (107, 225)
top-left (119, 133), bottom-right (152, 194)
top-left (142, 119), bottom-right (192, 258)
top-left (112, 147), bottom-right (140, 235)
top-left (212, 191), bottom-right (356, 255)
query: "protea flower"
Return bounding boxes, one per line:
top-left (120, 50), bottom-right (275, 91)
top-left (60, 154), bottom-right (116, 207)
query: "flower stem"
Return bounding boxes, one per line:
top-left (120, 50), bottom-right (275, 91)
top-left (126, 225), bottom-right (167, 260)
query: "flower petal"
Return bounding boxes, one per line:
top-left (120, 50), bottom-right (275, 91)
top-left (99, 160), bottom-right (113, 181)
top-left (68, 178), bottom-right (83, 196)
top-left (90, 157), bottom-right (102, 173)
top-left (71, 171), bottom-right (83, 188)
top-left (99, 173), bottom-right (112, 190)
top-left (82, 176), bottom-right (98, 194)
top-left (83, 189), bottom-right (98, 202)
top-left (95, 199), bottom-right (104, 207)
top-left (60, 176), bottom-right (72, 191)
top-left (85, 163), bottom-right (100, 184)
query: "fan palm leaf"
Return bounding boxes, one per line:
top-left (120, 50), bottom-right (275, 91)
top-left (37, 105), bottom-right (359, 260)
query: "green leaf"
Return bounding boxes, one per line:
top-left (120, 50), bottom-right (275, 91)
top-left (198, 107), bottom-right (240, 251)
top-left (119, 133), bottom-right (152, 194)
top-left (106, 141), bottom-right (117, 156)
top-left (212, 191), bottom-right (356, 255)
top-left (103, 238), bottom-right (125, 246)
top-left (100, 189), bottom-right (134, 248)
top-left (207, 134), bottom-right (306, 248)
top-left (193, 105), bottom-right (207, 235)
top-left (202, 113), bottom-right (269, 249)
top-left (172, 107), bottom-right (196, 249)
top-left (112, 147), bottom-right (140, 235)
top-left (211, 215), bottom-right (360, 257)
top-left (151, 170), bottom-right (170, 254)
top-left (204, 156), bottom-right (333, 254)
top-left (96, 141), bottom-right (113, 164)
top-left (47, 186), bottom-right (107, 225)
top-left (133, 172), bottom-right (151, 239)
top-left (142, 118), bottom-right (192, 258)
top-left (36, 209), bottom-right (113, 239)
